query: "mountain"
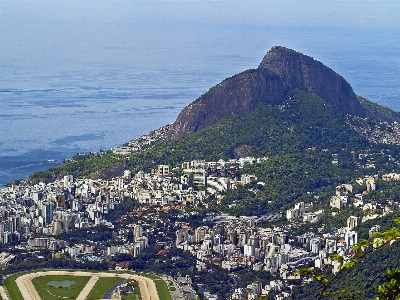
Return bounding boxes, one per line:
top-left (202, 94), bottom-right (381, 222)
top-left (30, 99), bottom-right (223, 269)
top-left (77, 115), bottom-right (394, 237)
top-left (28, 46), bottom-right (400, 190)
top-left (164, 46), bottom-right (370, 141)
top-left (23, 46), bottom-right (400, 299)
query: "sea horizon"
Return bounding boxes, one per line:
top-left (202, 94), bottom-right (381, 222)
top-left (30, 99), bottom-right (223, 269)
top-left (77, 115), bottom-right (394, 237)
top-left (1, 2), bottom-right (399, 186)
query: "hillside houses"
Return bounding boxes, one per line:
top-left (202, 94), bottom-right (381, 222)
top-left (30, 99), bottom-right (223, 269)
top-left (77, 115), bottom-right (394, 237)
top-left (0, 156), bottom-right (262, 247)
top-left (2, 154), bottom-right (400, 299)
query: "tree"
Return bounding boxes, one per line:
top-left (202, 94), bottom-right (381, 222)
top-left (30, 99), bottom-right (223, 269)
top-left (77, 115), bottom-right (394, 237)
top-left (298, 217), bottom-right (400, 299)
top-left (377, 268), bottom-right (400, 300)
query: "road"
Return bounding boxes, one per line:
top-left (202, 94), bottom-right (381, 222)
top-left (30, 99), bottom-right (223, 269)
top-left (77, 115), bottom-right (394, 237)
top-left (14, 270), bottom-right (160, 300)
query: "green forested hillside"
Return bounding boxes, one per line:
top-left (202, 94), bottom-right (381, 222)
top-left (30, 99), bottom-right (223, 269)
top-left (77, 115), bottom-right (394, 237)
top-left (24, 86), bottom-right (400, 299)
top-left (292, 213), bottom-right (400, 299)
top-left (358, 96), bottom-right (400, 122)
top-left (28, 90), bottom-right (400, 216)
top-left (30, 90), bottom-right (366, 177)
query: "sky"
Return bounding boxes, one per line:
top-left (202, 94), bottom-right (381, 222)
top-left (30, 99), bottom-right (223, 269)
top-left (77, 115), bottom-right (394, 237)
top-left (1, 0), bottom-right (399, 28)
top-left (2, 1), bottom-right (399, 67)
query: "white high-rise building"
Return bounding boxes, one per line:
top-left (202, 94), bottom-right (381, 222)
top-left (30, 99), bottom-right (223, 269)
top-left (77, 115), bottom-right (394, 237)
top-left (325, 238), bottom-right (337, 254)
top-left (347, 216), bottom-right (359, 230)
top-left (192, 160), bottom-right (206, 186)
top-left (64, 175), bottom-right (73, 188)
top-left (344, 230), bottom-right (358, 248)
top-left (310, 238), bottom-right (321, 254)
top-left (244, 244), bottom-right (255, 257)
top-left (42, 201), bottom-right (54, 225)
top-left (133, 224), bottom-right (143, 242)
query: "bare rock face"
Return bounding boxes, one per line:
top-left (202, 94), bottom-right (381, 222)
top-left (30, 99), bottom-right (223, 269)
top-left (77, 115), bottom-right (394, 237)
top-left (164, 46), bottom-right (367, 141)
top-left (259, 46), bottom-right (366, 118)
top-left (165, 69), bottom-right (285, 141)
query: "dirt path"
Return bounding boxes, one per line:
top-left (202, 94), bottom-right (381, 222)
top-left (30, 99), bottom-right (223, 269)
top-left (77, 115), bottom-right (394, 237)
top-left (15, 270), bottom-right (160, 300)
top-left (0, 286), bottom-right (10, 300)
top-left (76, 275), bottom-right (99, 300)
top-left (15, 272), bottom-right (42, 300)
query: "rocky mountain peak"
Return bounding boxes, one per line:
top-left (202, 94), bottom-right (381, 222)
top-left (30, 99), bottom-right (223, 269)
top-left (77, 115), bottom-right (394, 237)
top-left (163, 46), bottom-right (368, 141)
top-left (258, 46), bottom-right (366, 118)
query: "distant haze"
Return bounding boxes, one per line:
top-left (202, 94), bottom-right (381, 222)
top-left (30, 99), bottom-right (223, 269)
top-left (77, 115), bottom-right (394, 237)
top-left (2, 1), bottom-right (400, 66)
top-left (2, 1), bottom-right (400, 27)
top-left (0, 0), bottom-right (399, 185)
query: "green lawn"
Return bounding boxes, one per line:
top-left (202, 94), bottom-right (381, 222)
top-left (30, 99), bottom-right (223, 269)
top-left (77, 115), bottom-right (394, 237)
top-left (154, 279), bottom-right (171, 300)
top-left (4, 270), bottom-right (170, 300)
top-left (121, 294), bottom-right (137, 300)
top-left (125, 271), bottom-right (171, 300)
top-left (85, 276), bottom-right (121, 300)
top-left (130, 280), bottom-right (141, 300)
top-left (120, 280), bottom-right (141, 300)
top-left (4, 272), bottom-right (30, 300)
top-left (31, 275), bottom-right (90, 300)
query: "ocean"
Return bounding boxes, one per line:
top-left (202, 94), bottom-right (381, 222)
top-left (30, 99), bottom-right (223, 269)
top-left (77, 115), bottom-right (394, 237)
top-left (1, 23), bottom-right (399, 186)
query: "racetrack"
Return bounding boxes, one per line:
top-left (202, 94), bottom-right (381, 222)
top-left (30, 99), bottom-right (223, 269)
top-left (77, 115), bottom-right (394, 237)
top-left (15, 270), bottom-right (160, 300)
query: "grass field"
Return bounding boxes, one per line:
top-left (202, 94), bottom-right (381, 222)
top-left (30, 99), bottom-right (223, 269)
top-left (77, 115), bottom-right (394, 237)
top-left (120, 280), bottom-right (141, 300)
top-left (4, 272), bottom-right (29, 300)
top-left (124, 271), bottom-right (171, 300)
top-left (130, 280), bottom-right (141, 299)
top-left (154, 279), bottom-right (171, 300)
top-left (85, 276), bottom-right (122, 300)
top-left (31, 275), bottom-right (90, 300)
top-left (128, 272), bottom-right (171, 300)
top-left (4, 270), bottom-right (171, 300)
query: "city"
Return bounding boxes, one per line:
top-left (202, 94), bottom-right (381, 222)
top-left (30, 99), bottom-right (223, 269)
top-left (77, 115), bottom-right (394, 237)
top-left (1, 152), bottom-right (399, 299)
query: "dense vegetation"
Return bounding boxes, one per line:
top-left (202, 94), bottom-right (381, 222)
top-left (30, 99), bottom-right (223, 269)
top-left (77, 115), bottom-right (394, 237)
top-left (358, 96), bottom-right (400, 122)
top-left (59, 225), bottom-right (114, 244)
top-left (28, 90), bottom-right (365, 180)
top-left (28, 90), bottom-right (400, 217)
top-left (292, 215), bottom-right (400, 299)
top-left (20, 88), bottom-right (400, 298)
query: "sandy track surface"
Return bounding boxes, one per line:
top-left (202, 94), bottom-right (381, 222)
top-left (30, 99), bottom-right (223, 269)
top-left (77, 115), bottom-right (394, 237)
top-left (0, 286), bottom-right (10, 300)
top-left (15, 270), bottom-right (160, 300)
top-left (76, 275), bottom-right (99, 300)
